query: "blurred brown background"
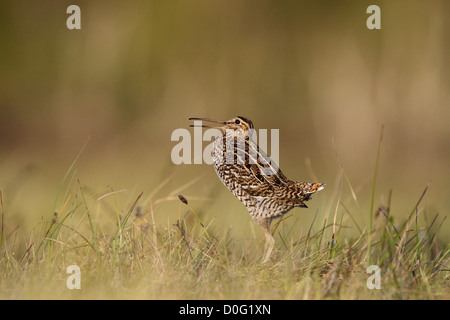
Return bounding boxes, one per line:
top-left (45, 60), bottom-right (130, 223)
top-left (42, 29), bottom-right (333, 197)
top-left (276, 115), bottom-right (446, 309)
top-left (0, 1), bottom-right (449, 240)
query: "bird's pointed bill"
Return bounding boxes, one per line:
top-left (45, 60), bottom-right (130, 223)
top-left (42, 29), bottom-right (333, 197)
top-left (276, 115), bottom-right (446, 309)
top-left (189, 117), bottom-right (226, 129)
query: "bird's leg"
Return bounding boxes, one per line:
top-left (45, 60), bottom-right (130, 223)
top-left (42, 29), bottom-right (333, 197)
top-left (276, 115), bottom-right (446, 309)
top-left (262, 229), bottom-right (275, 263)
top-left (254, 217), bottom-right (274, 263)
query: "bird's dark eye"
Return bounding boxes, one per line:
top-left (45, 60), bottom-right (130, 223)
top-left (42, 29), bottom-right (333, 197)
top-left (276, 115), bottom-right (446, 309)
top-left (235, 119), bottom-right (241, 124)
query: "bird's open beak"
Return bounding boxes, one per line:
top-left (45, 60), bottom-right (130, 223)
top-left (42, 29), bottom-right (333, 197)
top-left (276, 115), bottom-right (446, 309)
top-left (189, 117), bottom-right (226, 129)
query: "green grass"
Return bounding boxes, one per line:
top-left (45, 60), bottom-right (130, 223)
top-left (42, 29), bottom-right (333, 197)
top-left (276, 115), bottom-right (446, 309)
top-left (0, 135), bottom-right (449, 300)
top-left (0, 167), bottom-right (448, 299)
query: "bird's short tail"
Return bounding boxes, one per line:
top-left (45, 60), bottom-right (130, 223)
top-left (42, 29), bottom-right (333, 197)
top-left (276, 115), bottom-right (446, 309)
top-left (306, 183), bottom-right (325, 194)
top-left (292, 182), bottom-right (325, 208)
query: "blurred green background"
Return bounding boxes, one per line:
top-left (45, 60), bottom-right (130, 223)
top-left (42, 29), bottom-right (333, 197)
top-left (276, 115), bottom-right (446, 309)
top-left (0, 1), bottom-right (449, 242)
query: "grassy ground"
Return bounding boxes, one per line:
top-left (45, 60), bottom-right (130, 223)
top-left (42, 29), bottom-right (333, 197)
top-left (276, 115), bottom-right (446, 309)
top-left (0, 144), bottom-right (448, 300)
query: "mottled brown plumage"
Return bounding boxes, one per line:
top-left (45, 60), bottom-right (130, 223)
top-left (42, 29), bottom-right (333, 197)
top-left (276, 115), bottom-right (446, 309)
top-left (189, 116), bottom-right (324, 262)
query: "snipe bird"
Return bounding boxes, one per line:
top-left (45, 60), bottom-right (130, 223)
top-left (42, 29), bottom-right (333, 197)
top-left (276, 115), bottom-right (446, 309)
top-left (189, 116), bottom-right (324, 263)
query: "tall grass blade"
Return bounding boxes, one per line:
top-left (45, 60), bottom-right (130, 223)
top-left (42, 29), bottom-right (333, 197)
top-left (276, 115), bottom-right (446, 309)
top-left (368, 125), bottom-right (384, 264)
